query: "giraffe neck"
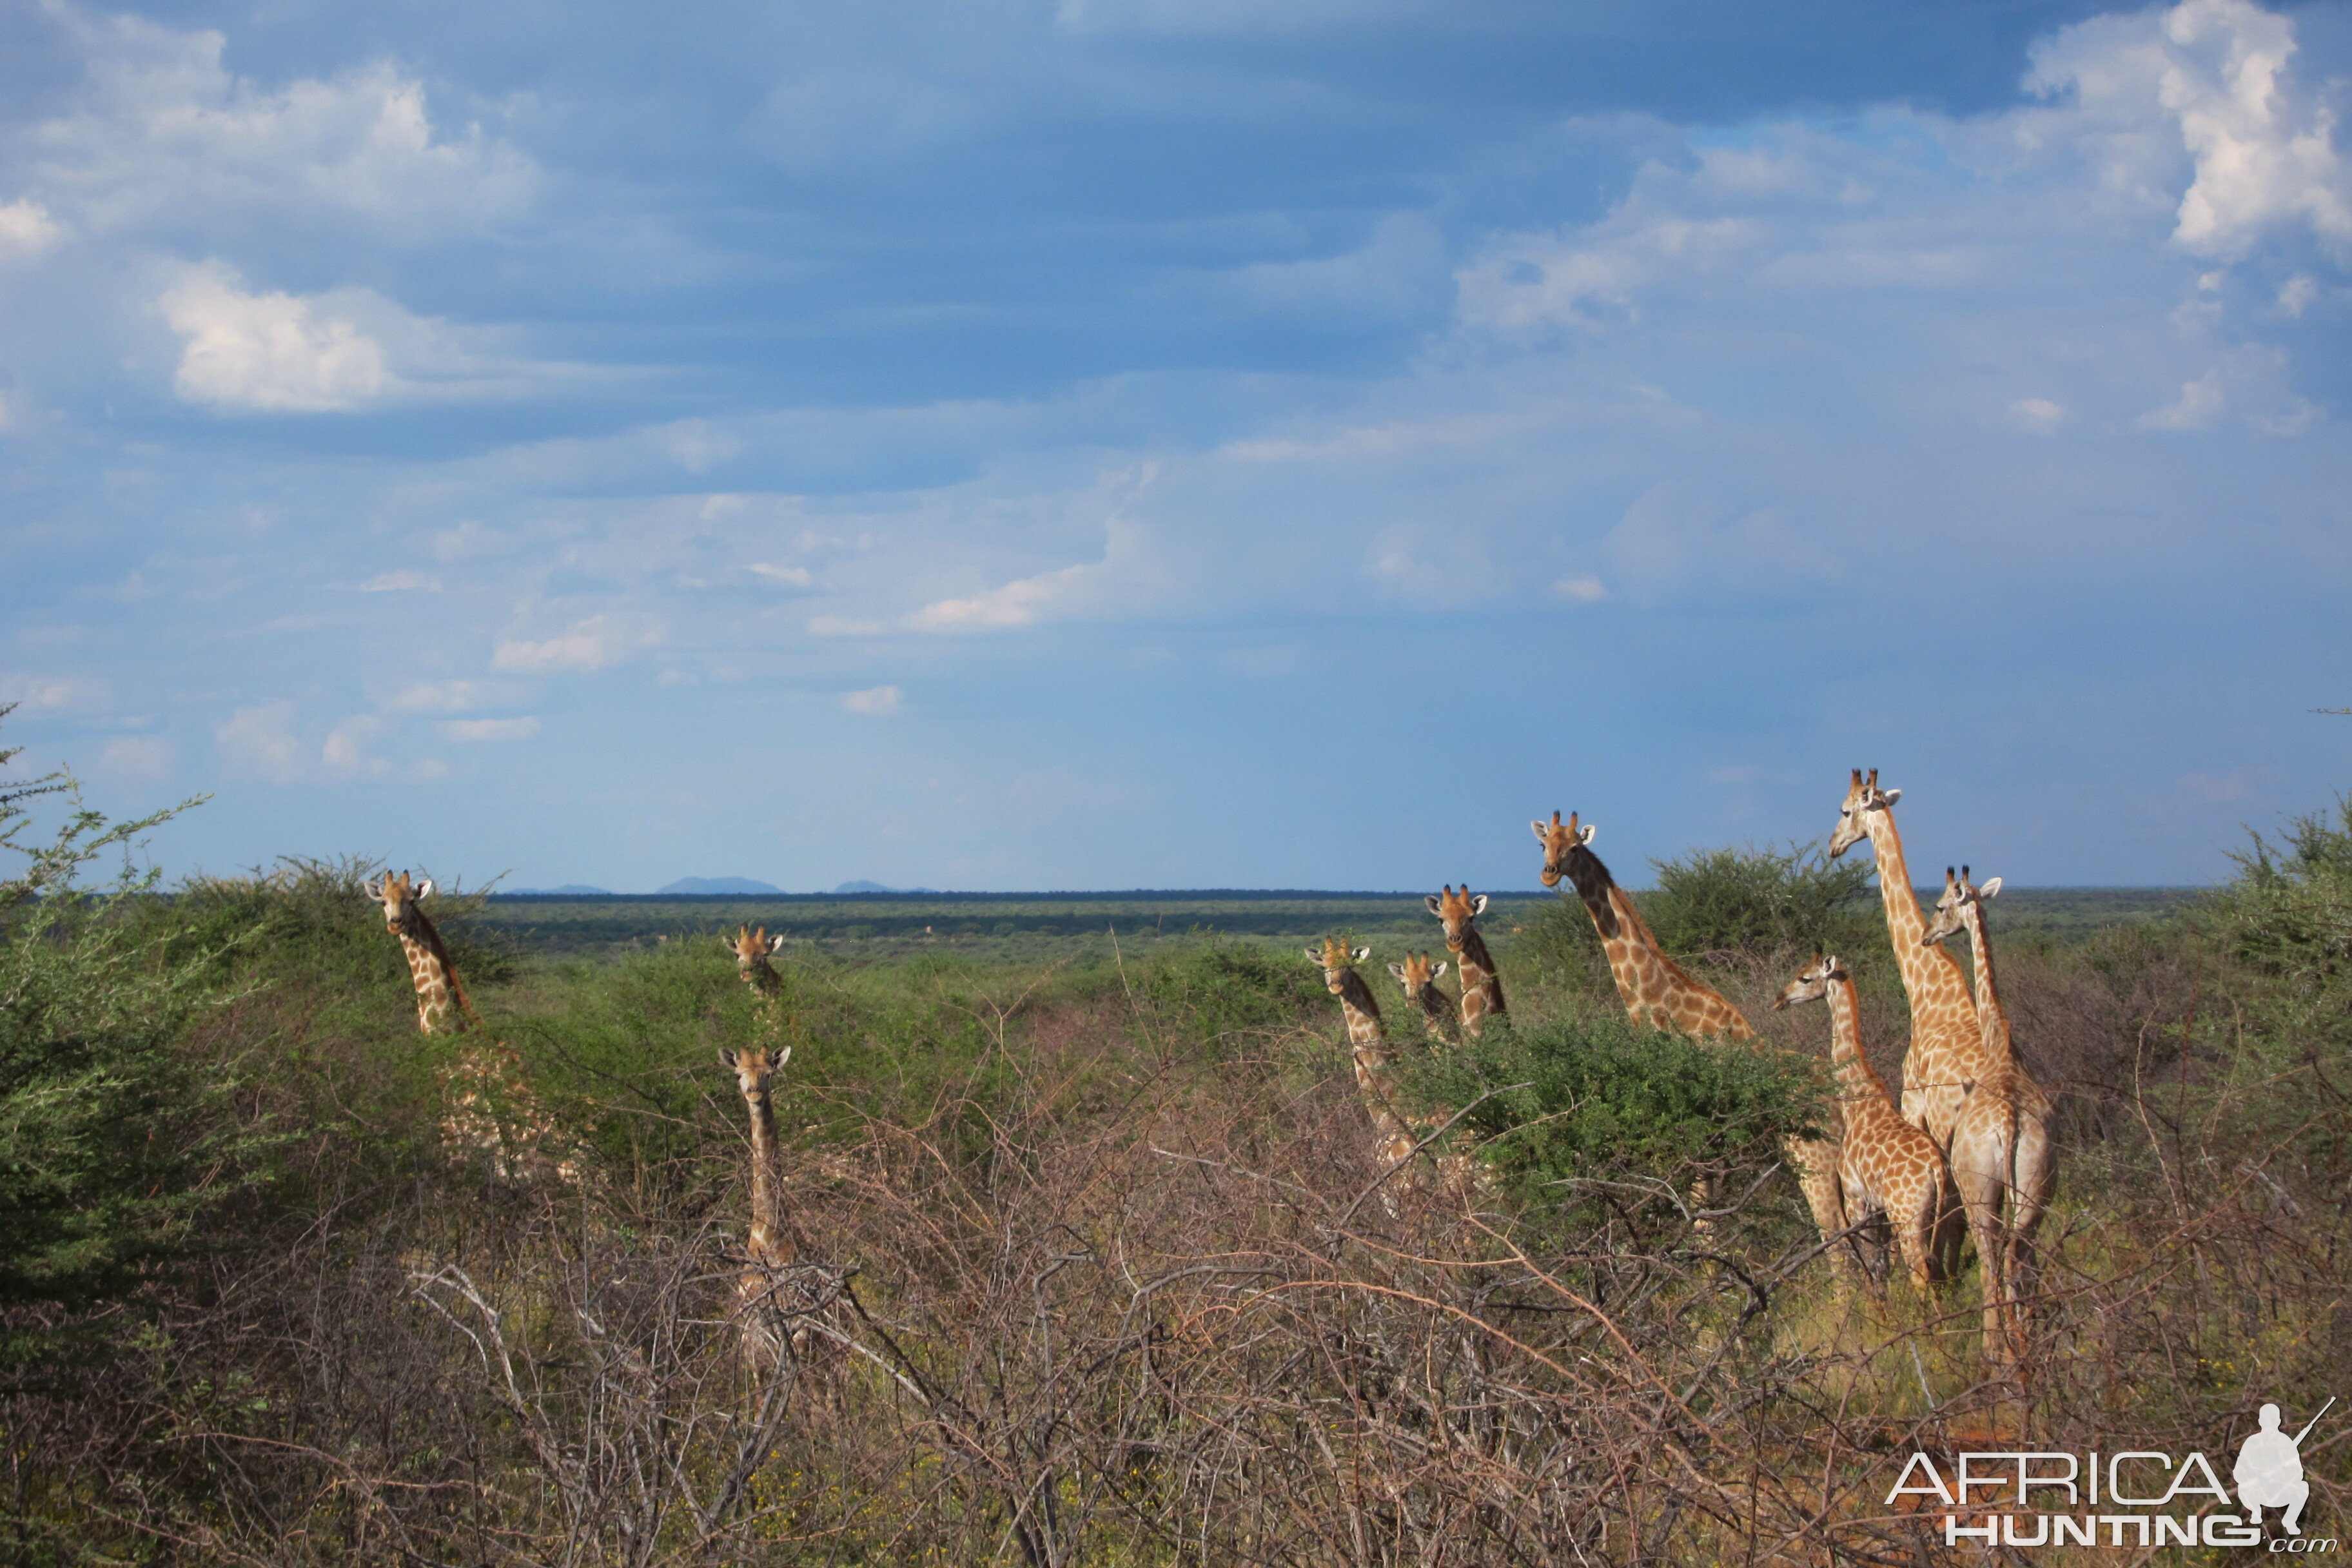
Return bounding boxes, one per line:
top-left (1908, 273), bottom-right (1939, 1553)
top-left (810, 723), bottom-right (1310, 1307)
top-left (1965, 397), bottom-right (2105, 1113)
top-left (1413, 984), bottom-right (1453, 1035)
top-left (1334, 969), bottom-right (1385, 1045)
top-left (1863, 807), bottom-right (1972, 1029)
top-left (1826, 973), bottom-right (1893, 1104)
top-left (1960, 902), bottom-right (2012, 1067)
top-left (739, 962), bottom-right (781, 998)
top-left (397, 911), bottom-right (470, 1034)
top-left (1568, 849), bottom-right (1750, 1039)
top-left (743, 1091), bottom-right (791, 1266)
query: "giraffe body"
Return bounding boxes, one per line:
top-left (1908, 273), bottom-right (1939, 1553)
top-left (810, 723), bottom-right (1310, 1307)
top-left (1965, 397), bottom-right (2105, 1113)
top-left (1386, 952), bottom-right (1457, 1043)
top-left (1426, 888), bottom-right (1506, 1036)
top-left (1925, 868), bottom-right (2056, 1377)
top-left (1776, 956), bottom-right (1957, 1292)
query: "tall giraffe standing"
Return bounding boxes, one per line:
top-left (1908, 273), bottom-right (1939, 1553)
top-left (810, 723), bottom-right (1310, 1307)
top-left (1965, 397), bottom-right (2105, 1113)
top-left (1534, 812), bottom-right (1847, 1251)
top-left (1826, 769), bottom-right (1982, 1276)
top-left (1304, 938), bottom-right (1420, 1179)
top-left (1386, 952), bottom-right (1457, 1043)
top-left (1924, 867), bottom-right (2056, 1377)
top-left (1826, 770), bottom-right (1986, 1149)
top-left (1774, 954), bottom-right (1958, 1292)
top-left (366, 870), bottom-right (566, 1179)
top-left (1426, 887), bottom-right (1506, 1036)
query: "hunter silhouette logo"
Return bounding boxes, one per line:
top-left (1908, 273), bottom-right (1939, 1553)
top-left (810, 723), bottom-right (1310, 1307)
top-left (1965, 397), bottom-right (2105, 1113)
top-left (2239, 1398), bottom-right (2333, 1536)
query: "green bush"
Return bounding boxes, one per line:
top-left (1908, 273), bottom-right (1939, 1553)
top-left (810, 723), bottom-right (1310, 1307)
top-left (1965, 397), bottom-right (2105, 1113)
top-left (1642, 841), bottom-right (1877, 963)
top-left (1138, 941), bottom-right (1326, 1051)
top-left (1401, 1007), bottom-right (1826, 1220)
top-left (0, 717), bottom-right (266, 1358)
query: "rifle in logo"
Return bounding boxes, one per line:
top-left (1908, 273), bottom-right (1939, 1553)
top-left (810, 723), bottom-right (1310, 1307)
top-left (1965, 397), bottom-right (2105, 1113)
top-left (2238, 1396), bottom-right (2335, 1536)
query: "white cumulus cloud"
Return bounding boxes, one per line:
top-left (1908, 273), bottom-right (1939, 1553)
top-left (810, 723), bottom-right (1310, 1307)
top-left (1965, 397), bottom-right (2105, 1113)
top-left (839, 685), bottom-right (902, 715)
top-left (0, 200), bottom-right (64, 259)
top-left (215, 701), bottom-right (304, 782)
top-left (161, 265), bottom-right (387, 411)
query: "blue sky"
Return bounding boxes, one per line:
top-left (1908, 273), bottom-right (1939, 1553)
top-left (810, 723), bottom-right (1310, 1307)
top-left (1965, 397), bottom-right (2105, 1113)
top-left (2, 0), bottom-right (2347, 892)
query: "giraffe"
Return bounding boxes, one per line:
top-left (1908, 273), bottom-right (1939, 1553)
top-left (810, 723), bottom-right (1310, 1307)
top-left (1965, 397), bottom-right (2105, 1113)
top-left (1533, 811), bottom-right (1846, 1251)
top-left (719, 1040), bottom-right (799, 1370)
top-left (1773, 954), bottom-right (1959, 1293)
top-left (1426, 887), bottom-right (1507, 1036)
top-left (364, 869), bottom-right (571, 1181)
top-left (1924, 866), bottom-right (2057, 1377)
top-left (1825, 770), bottom-right (1987, 1152)
top-left (366, 870), bottom-right (471, 1035)
top-left (1304, 937), bottom-right (1420, 1179)
top-left (723, 923), bottom-right (787, 998)
top-left (1386, 951), bottom-right (1457, 1043)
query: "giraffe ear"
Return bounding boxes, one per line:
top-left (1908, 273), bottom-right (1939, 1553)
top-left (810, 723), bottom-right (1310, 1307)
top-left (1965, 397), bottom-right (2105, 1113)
top-left (766, 933), bottom-right (787, 954)
top-left (1303, 946), bottom-right (1324, 963)
top-left (1424, 895), bottom-right (1443, 916)
top-left (1881, 789), bottom-right (1901, 807)
top-left (362, 878), bottom-right (381, 899)
top-left (1977, 876), bottom-right (2003, 900)
top-left (1431, 959), bottom-right (1449, 979)
top-left (1578, 823), bottom-right (1596, 845)
top-left (1386, 962), bottom-right (1407, 983)
top-left (1469, 894), bottom-right (1489, 917)
top-left (774, 1045), bottom-right (792, 1070)
top-left (718, 1047), bottom-right (740, 1070)
top-left (417, 879), bottom-right (435, 899)
top-left (719, 936), bottom-right (738, 955)
top-left (1530, 819), bottom-right (1551, 842)
top-left (1351, 945), bottom-right (1371, 964)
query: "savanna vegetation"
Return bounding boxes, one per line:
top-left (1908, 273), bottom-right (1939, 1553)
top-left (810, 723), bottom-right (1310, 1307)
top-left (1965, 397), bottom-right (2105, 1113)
top-left (3, 718), bottom-right (2343, 1563)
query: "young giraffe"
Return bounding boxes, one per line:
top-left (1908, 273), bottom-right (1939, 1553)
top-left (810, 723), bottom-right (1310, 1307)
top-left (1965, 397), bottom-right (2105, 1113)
top-left (718, 1039), bottom-right (798, 1370)
top-left (1304, 938), bottom-right (1419, 1177)
top-left (1924, 867), bottom-right (2057, 1377)
top-left (366, 870), bottom-right (568, 1180)
top-left (1774, 954), bottom-right (1959, 1292)
top-left (1386, 952), bottom-right (1457, 1043)
top-left (1426, 887), bottom-right (1506, 1036)
top-left (1534, 812), bottom-right (1847, 1250)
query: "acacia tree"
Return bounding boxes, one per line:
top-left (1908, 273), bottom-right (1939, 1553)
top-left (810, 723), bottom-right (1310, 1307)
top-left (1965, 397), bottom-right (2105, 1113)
top-left (0, 709), bottom-right (251, 1361)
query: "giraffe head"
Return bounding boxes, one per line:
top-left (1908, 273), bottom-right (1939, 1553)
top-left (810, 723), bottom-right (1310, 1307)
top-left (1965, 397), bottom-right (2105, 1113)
top-left (1772, 951), bottom-right (1846, 1010)
top-left (1921, 865), bottom-right (2002, 946)
top-left (1827, 768), bottom-right (1902, 858)
top-left (722, 923), bottom-right (787, 986)
top-left (718, 1043), bottom-right (792, 1106)
top-left (364, 869), bottom-right (435, 937)
top-left (1304, 936), bottom-right (1371, 993)
top-left (1531, 810), bottom-right (1598, 888)
top-left (1426, 885), bottom-right (1489, 943)
top-left (1386, 950), bottom-right (1450, 1002)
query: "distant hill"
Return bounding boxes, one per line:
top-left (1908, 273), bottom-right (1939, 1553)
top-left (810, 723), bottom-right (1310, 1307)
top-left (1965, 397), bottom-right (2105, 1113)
top-left (505, 883), bottom-right (614, 896)
top-left (658, 876), bottom-right (785, 895)
top-left (834, 880), bottom-right (939, 894)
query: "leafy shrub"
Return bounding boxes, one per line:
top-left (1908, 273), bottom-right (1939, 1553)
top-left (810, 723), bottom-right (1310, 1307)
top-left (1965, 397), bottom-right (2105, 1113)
top-left (1643, 841), bottom-right (1877, 963)
top-left (0, 718), bottom-right (266, 1357)
top-left (1402, 1007), bottom-right (1826, 1217)
top-left (1139, 941), bottom-right (1326, 1050)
